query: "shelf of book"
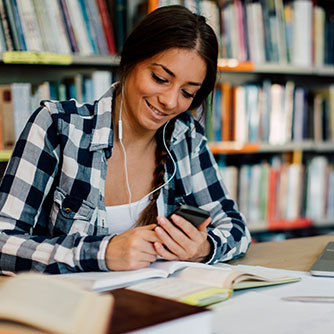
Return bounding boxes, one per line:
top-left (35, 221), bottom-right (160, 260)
top-left (0, 52), bottom-right (120, 66)
top-left (209, 141), bottom-right (334, 155)
top-left (248, 218), bottom-right (313, 233)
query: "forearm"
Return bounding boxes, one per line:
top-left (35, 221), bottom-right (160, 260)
top-left (0, 229), bottom-right (112, 274)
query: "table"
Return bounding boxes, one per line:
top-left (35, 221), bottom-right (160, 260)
top-left (211, 234), bottom-right (334, 334)
top-left (229, 234), bottom-right (334, 271)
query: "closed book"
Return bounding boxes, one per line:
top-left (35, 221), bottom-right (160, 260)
top-left (64, 0), bottom-right (93, 55)
top-left (114, 0), bottom-right (127, 52)
top-left (96, 0), bottom-right (116, 54)
top-left (292, 0), bottom-right (313, 67)
top-left (0, 10), bottom-right (6, 51)
top-left (110, 288), bottom-right (212, 334)
top-left (16, 0), bottom-right (43, 51)
top-left (84, 0), bottom-right (109, 55)
top-left (233, 85), bottom-right (247, 143)
top-left (220, 82), bottom-right (232, 141)
top-left (58, 0), bottom-right (79, 53)
top-left (32, 0), bottom-right (55, 52)
top-left (47, 0), bottom-right (72, 54)
top-left (0, 85), bottom-right (15, 149)
top-left (3, 0), bottom-right (22, 50)
top-left (10, 0), bottom-right (27, 50)
top-left (78, 0), bottom-right (98, 54)
top-left (0, 0), bottom-right (13, 50)
top-left (11, 83), bottom-right (32, 141)
top-left (314, 6), bottom-right (325, 67)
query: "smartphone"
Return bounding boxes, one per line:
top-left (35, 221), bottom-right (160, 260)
top-left (169, 204), bottom-right (210, 228)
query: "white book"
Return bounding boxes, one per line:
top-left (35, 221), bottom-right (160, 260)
top-left (285, 163), bottom-right (303, 220)
top-left (314, 6), bottom-right (325, 67)
top-left (92, 70), bottom-right (112, 100)
top-left (48, 0), bottom-right (72, 54)
top-left (238, 164), bottom-right (250, 218)
top-left (329, 85), bottom-right (334, 141)
top-left (16, 0), bottom-right (43, 51)
top-left (327, 166), bottom-right (334, 218)
top-left (293, 87), bottom-right (306, 142)
top-left (64, 0), bottom-right (93, 55)
top-left (292, 0), bottom-right (313, 67)
top-left (306, 156), bottom-right (327, 219)
top-left (269, 84), bottom-right (284, 144)
top-left (248, 164), bottom-right (262, 223)
top-left (234, 85), bottom-right (247, 143)
top-left (282, 81), bottom-right (295, 143)
top-left (219, 165), bottom-right (238, 202)
top-left (11, 83), bottom-right (32, 140)
top-left (200, 0), bottom-right (220, 44)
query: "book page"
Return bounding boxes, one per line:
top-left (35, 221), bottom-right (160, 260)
top-left (60, 260), bottom-right (211, 292)
top-left (128, 277), bottom-right (232, 307)
top-left (0, 273), bottom-right (113, 334)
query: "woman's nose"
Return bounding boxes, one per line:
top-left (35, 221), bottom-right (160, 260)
top-left (158, 88), bottom-right (178, 109)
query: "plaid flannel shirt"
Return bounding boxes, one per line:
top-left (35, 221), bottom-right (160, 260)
top-left (0, 84), bottom-right (251, 274)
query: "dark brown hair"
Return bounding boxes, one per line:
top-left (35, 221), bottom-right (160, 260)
top-left (119, 5), bottom-right (218, 226)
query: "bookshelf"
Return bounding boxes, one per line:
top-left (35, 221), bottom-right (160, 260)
top-left (147, 0), bottom-right (334, 240)
top-left (1, 0), bottom-right (334, 241)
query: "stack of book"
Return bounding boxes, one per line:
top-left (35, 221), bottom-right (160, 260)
top-left (152, 0), bottom-right (334, 66)
top-left (0, 70), bottom-right (112, 149)
top-left (209, 81), bottom-right (334, 144)
top-left (0, 0), bottom-right (117, 55)
top-left (218, 156), bottom-right (334, 230)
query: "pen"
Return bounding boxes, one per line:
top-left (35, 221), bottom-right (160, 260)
top-left (282, 296), bottom-right (334, 303)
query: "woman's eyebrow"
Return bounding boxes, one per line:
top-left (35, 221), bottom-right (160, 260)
top-left (152, 63), bottom-right (201, 86)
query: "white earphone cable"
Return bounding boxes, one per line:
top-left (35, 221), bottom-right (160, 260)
top-left (118, 85), bottom-right (177, 222)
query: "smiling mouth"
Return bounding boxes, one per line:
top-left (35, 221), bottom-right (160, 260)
top-left (146, 100), bottom-right (167, 117)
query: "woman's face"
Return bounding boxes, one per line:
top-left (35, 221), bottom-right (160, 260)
top-left (123, 48), bottom-right (207, 132)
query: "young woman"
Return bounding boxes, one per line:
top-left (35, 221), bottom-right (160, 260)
top-left (0, 5), bottom-right (251, 274)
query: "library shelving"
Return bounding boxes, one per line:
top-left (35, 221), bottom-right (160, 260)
top-left (1, 0), bottom-right (334, 241)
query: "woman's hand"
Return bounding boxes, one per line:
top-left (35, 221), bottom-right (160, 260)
top-left (105, 224), bottom-right (160, 271)
top-left (153, 215), bottom-right (212, 262)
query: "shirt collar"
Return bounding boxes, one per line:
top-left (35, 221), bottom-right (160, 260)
top-left (90, 83), bottom-right (117, 152)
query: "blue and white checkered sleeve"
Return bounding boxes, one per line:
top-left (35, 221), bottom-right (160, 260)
top-left (0, 106), bottom-right (111, 274)
top-left (191, 140), bottom-right (251, 264)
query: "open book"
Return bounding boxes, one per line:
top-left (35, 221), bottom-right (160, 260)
top-left (127, 264), bottom-right (301, 306)
top-left (60, 260), bottom-right (300, 306)
top-left (0, 273), bottom-right (114, 334)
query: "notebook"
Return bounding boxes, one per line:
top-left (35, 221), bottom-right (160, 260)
top-left (309, 241), bottom-right (334, 277)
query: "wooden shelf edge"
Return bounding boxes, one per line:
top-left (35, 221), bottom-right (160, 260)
top-left (267, 218), bottom-right (312, 231)
top-left (0, 150), bottom-right (12, 161)
top-left (209, 142), bottom-right (260, 154)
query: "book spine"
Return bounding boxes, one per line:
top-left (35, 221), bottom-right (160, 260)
top-left (64, 0), bottom-right (93, 55)
top-left (58, 0), bottom-right (79, 53)
top-left (78, 0), bottom-right (98, 54)
top-left (96, 0), bottom-right (116, 54)
top-left (16, 0), bottom-right (43, 51)
top-left (10, 0), bottom-right (27, 50)
top-left (0, 0), bottom-right (13, 50)
top-left (84, 0), bottom-right (109, 55)
top-left (3, 0), bottom-right (21, 50)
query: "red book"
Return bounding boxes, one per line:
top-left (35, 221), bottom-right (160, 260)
top-left (96, 0), bottom-right (116, 54)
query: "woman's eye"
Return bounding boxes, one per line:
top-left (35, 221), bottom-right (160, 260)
top-left (152, 73), bottom-right (167, 83)
top-left (182, 90), bottom-right (195, 99)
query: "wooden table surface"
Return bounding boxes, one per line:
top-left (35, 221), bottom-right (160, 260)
top-left (229, 234), bottom-right (334, 271)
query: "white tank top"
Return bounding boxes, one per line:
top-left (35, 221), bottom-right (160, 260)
top-left (105, 192), bottom-right (164, 235)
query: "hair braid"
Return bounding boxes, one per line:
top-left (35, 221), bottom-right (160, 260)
top-left (135, 119), bottom-right (176, 227)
